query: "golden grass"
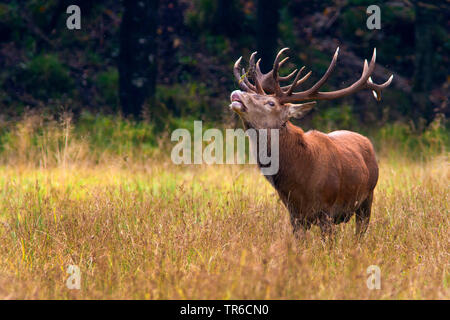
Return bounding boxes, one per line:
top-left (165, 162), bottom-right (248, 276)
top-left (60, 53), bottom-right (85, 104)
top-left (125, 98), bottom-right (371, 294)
top-left (0, 152), bottom-right (448, 299)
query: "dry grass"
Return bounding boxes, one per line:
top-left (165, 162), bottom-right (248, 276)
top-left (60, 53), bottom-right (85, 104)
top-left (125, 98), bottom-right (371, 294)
top-left (0, 156), bottom-right (447, 299)
top-left (0, 115), bottom-right (448, 299)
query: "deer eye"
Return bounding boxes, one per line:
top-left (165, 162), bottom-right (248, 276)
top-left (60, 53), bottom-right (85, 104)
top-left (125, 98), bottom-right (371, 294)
top-left (267, 101), bottom-right (275, 107)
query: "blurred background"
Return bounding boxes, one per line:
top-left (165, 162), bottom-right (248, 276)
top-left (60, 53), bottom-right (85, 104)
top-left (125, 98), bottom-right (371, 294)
top-left (0, 0), bottom-right (448, 162)
top-left (0, 1), bottom-right (448, 300)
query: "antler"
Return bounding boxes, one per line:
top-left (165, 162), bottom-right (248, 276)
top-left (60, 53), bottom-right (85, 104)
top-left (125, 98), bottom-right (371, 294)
top-left (233, 47), bottom-right (393, 104)
top-left (233, 49), bottom-right (305, 95)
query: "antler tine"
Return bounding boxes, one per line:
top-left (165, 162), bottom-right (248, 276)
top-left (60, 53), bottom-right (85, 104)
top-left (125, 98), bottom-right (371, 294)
top-left (249, 51), bottom-right (265, 94)
top-left (258, 57), bottom-right (297, 92)
top-left (279, 68), bottom-right (298, 81)
top-left (249, 47), bottom-right (307, 94)
top-left (271, 47), bottom-right (290, 96)
top-left (284, 66), bottom-right (314, 93)
top-left (273, 48), bottom-right (290, 68)
top-left (278, 57), bottom-right (290, 69)
top-left (304, 47), bottom-right (339, 95)
top-left (286, 66), bottom-right (305, 95)
top-left (233, 47), bottom-right (393, 104)
top-left (276, 57), bottom-right (296, 81)
top-left (233, 57), bottom-right (252, 92)
top-left (295, 70), bottom-right (312, 87)
top-left (255, 58), bottom-right (264, 77)
top-left (242, 67), bottom-right (256, 92)
top-left (272, 48), bottom-right (290, 78)
top-left (256, 58), bottom-right (263, 77)
top-left (282, 47), bottom-right (392, 103)
top-left (357, 48), bottom-right (377, 84)
top-left (367, 74), bottom-right (394, 101)
top-left (249, 51), bottom-right (257, 69)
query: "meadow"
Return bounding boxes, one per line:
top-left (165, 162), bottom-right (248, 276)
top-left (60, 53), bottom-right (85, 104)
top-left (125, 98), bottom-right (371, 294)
top-left (0, 113), bottom-right (448, 299)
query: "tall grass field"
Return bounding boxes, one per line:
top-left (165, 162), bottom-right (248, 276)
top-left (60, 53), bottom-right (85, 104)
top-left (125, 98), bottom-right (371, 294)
top-left (0, 113), bottom-right (448, 299)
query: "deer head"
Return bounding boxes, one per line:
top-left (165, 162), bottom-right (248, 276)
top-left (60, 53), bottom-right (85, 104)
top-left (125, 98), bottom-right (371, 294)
top-left (230, 47), bottom-right (393, 129)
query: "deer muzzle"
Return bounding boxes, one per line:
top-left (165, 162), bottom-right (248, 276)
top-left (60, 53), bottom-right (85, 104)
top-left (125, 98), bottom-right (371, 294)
top-left (230, 90), bottom-right (246, 113)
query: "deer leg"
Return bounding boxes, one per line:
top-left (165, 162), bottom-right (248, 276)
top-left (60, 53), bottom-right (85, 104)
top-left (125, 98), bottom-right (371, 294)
top-left (319, 214), bottom-right (336, 240)
top-left (290, 214), bottom-right (310, 238)
top-left (355, 192), bottom-right (373, 237)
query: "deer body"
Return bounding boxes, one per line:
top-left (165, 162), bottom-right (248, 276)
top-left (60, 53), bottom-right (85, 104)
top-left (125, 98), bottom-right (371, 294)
top-left (262, 123), bottom-right (378, 233)
top-left (230, 47), bottom-right (392, 236)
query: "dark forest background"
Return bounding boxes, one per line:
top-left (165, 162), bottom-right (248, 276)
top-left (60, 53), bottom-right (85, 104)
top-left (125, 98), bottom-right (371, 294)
top-left (0, 0), bottom-right (448, 139)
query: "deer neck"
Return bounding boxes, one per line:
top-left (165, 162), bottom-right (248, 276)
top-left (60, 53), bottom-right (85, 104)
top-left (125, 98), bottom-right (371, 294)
top-left (278, 121), bottom-right (310, 168)
top-left (266, 121), bottom-right (312, 194)
top-left (281, 121), bottom-right (308, 148)
top-left (244, 120), bottom-right (310, 185)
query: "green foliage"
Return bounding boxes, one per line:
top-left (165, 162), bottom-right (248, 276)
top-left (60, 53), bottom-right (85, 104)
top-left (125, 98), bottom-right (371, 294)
top-left (204, 34), bottom-right (230, 56)
top-left (0, 0), bottom-right (447, 132)
top-left (373, 115), bottom-right (448, 159)
top-left (155, 82), bottom-right (214, 119)
top-left (311, 105), bottom-right (358, 131)
top-left (76, 112), bottom-right (157, 157)
top-left (278, 6), bottom-right (296, 48)
top-left (95, 68), bottom-right (119, 109)
top-left (184, 0), bottom-right (215, 32)
top-left (0, 113), bottom-right (447, 168)
top-left (0, 111), bottom-right (157, 166)
top-left (16, 54), bottom-right (74, 100)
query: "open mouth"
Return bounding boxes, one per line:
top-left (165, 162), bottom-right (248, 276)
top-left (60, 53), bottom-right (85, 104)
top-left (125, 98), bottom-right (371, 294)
top-left (229, 91), bottom-right (247, 112)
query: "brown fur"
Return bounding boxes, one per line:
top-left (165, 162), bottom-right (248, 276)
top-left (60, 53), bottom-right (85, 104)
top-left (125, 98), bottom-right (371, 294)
top-left (230, 46), bottom-right (391, 236)
top-left (266, 122), bottom-right (378, 235)
top-left (230, 89), bottom-right (379, 236)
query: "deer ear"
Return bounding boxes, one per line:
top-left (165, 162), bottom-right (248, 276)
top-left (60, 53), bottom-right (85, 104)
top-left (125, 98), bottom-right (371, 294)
top-left (286, 102), bottom-right (316, 119)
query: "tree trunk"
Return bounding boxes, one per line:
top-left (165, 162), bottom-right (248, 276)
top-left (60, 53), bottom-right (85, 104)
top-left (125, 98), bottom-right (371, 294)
top-left (412, 2), bottom-right (435, 126)
top-left (119, 0), bottom-right (158, 118)
top-left (212, 0), bottom-right (238, 36)
top-left (257, 0), bottom-right (280, 73)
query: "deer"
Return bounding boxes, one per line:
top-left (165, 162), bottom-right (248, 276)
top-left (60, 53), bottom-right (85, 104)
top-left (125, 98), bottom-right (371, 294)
top-left (229, 47), bottom-right (393, 237)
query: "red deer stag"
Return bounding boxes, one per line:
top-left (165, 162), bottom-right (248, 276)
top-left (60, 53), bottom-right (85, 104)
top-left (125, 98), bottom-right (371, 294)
top-left (229, 47), bottom-right (393, 236)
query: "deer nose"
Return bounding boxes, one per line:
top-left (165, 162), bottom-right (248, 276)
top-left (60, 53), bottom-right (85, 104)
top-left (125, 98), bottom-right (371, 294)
top-left (230, 90), bottom-right (246, 112)
top-left (230, 90), bottom-right (243, 102)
